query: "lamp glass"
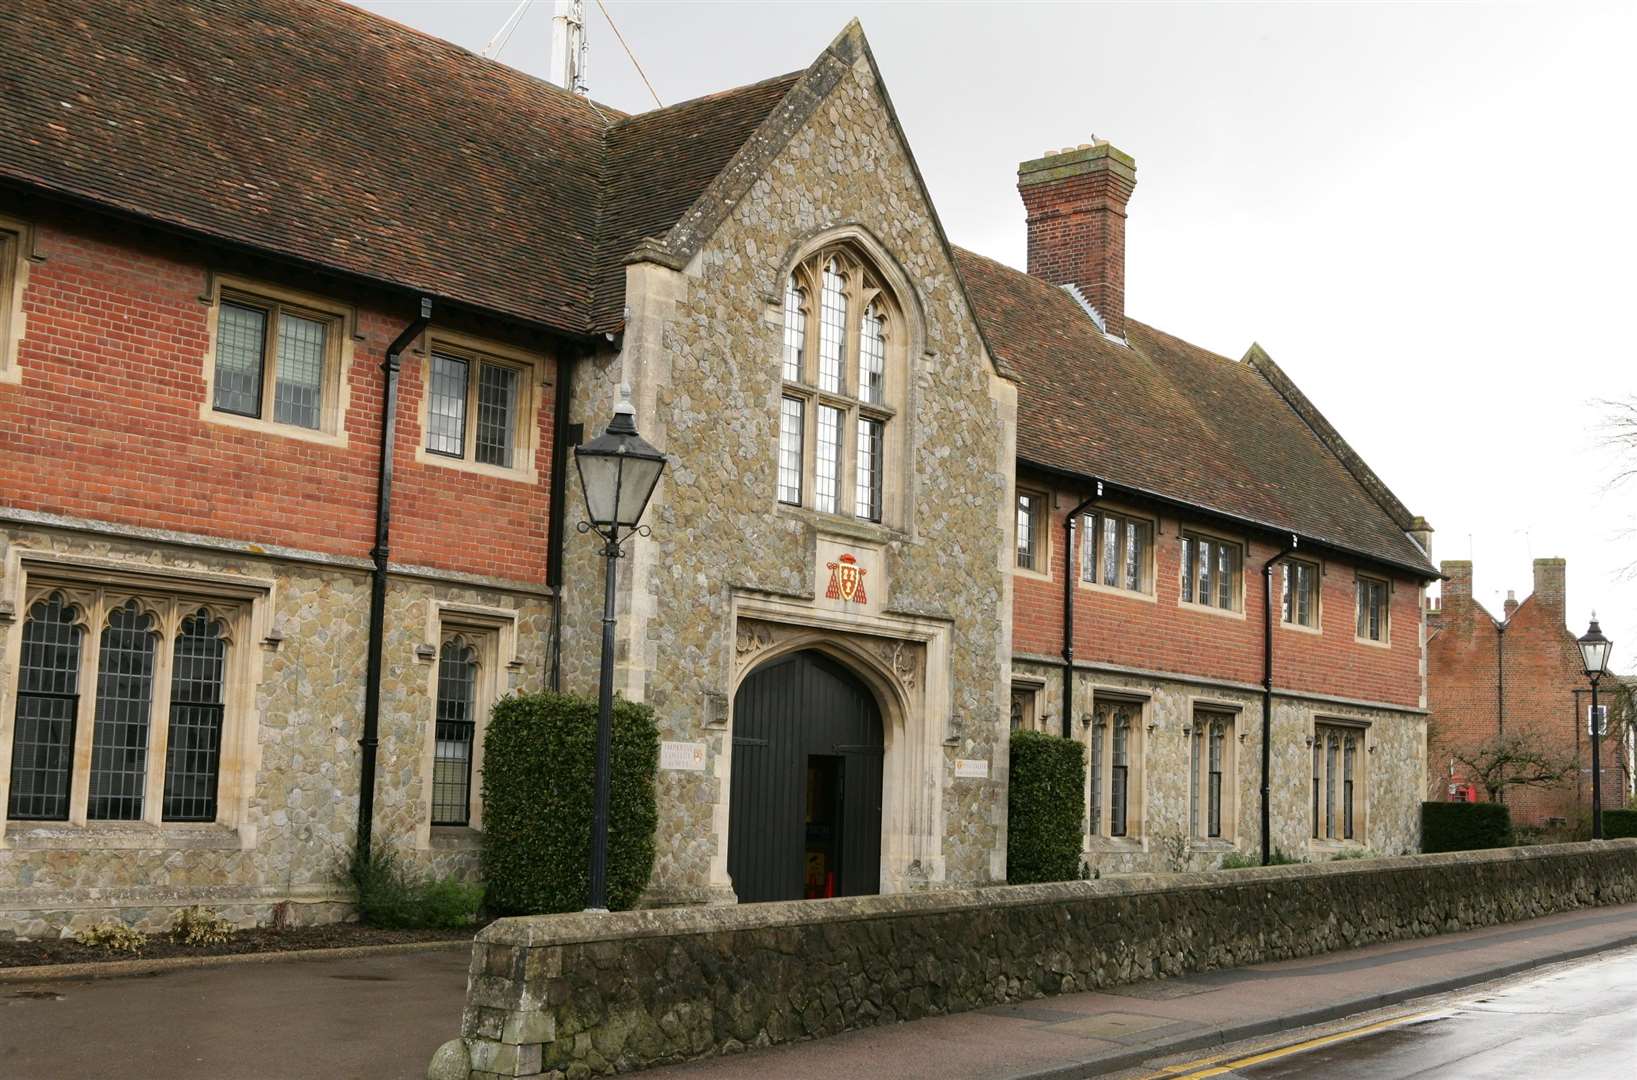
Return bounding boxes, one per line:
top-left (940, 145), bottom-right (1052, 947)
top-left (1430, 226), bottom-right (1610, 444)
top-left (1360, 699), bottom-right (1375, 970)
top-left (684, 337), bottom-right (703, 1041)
top-left (1578, 618), bottom-right (1612, 678)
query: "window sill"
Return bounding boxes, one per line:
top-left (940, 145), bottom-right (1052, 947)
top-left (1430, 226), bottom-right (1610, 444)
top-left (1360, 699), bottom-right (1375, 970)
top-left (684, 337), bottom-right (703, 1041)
top-left (413, 444), bottom-right (538, 485)
top-left (1179, 600), bottom-right (1246, 621)
top-left (777, 503), bottom-right (906, 545)
top-left (1281, 620), bottom-right (1322, 636)
top-left (1087, 836), bottom-right (1145, 852)
top-left (1353, 635), bottom-right (1392, 650)
top-left (1309, 839), bottom-right (1366, 853)
top-left (1188, 839), bottom-right (1238, 853)
top-left (1078, 579), bottom-right (1157, 604)
top-left (431, 825), bottom-right (483, 849)
top-left (199, 403), bottom-right (349, 449)
top-left (3, 821), bottom-right (245, 851)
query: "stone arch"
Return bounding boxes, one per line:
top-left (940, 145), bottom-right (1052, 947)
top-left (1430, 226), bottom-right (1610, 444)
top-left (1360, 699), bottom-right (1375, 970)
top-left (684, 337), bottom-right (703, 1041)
top-left (776, 222), bottom-right (928, 353)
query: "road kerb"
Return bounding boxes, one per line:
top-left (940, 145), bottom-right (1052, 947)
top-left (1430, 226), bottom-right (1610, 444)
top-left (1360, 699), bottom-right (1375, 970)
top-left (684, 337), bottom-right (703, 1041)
top-left (0, 937), bottom-right (471, 984)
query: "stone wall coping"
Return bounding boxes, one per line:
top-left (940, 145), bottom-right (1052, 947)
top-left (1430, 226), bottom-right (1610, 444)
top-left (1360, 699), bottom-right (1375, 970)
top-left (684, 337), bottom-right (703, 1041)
top-left (479, 840), bottom-right (1637, 949)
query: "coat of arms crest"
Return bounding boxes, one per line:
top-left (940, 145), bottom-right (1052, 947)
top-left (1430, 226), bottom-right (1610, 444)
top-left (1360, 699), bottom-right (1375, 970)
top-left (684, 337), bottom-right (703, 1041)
top-left (824, 553), bottom-right (869, 604)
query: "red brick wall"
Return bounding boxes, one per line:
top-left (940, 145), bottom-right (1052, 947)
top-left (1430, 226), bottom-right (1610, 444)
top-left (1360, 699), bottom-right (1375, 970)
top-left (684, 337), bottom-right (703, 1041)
top-left (1012, 487), bottom-right (1424, 709)
top-left (0, 214), bottom-right (555, 583)
top-left (1427, 558), bottom-right (1613, 826)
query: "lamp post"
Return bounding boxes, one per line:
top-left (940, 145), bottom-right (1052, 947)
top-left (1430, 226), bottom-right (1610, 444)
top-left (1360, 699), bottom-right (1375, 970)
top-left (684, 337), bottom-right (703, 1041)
top-left (1577, 614), bottom-right (1613, 841)
top-left (573, 387), bottom-right (666, 911)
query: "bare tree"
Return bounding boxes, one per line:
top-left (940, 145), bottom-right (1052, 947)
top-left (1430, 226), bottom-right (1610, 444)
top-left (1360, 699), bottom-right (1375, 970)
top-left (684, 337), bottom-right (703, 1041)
top-left (1452, 731), bottom-right (1577, 803)
top-left (1602, 396), bottom-right (1637, 576)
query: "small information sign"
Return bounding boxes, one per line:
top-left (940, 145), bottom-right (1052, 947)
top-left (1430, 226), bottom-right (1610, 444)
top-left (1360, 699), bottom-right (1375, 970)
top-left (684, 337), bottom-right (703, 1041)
top-left (954, 758), bottom-right (989, 780)
top-left (659, 741), bottom-right (708, 772)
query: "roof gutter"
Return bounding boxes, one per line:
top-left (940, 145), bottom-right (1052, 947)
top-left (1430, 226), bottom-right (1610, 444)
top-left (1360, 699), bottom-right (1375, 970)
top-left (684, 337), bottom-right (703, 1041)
top-left (357, 297), bottom-right (431, 864)
top-left (1061, 482), bottom-right (1105, 738)
top-left (1017, 456), bottom-right (1440, 584)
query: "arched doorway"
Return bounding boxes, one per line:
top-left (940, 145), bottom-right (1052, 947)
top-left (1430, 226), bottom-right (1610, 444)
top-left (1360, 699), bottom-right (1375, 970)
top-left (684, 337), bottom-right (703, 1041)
top-left (728, 650), bottom-right (884, 903)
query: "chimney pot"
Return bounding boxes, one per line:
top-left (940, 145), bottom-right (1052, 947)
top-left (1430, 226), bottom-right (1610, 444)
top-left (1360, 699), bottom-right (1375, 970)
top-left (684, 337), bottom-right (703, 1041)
top-left (1017, 139), bottom-right (1137, 338)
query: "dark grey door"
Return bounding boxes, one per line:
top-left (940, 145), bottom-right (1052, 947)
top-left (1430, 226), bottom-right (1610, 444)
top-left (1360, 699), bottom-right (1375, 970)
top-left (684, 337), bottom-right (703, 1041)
top-left (728, 650), bottom-right (884, 903)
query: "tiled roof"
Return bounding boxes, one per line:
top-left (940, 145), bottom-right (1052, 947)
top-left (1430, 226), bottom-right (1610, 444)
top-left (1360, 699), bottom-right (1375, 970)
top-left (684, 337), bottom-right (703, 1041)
top-left (0, 0), bottom-right (799, 337)
top-left (954, 248), bottom-right (1436, 577)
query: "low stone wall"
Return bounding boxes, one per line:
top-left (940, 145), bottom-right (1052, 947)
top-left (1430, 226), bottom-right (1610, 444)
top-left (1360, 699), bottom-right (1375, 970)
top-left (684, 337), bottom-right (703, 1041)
top-left (435, 841), bottom-right (1637, 1078)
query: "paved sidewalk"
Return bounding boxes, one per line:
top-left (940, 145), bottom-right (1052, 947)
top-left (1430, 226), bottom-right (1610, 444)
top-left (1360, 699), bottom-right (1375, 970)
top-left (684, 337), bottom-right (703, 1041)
top-left (642, 903), bottom-right (1637, 1080)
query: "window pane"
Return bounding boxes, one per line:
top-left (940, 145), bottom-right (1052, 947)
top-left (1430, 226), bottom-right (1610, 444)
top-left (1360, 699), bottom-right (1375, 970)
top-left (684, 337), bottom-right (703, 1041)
top-left (432, 640), bottom-right (478, 826)
top-left (818, 259), bottom-right (846, 393)
top-left (162, 610), bottom-right (226, 822)
top-left (782, 282), bottom-right (806, 382)
top-left (1181, 537), bottom-right (1194, 602)
top-left (427, 354), bottom-right (469, 457)
top-left (1207, 722), bottom-right (1224, 838)
top-left (1189, 727), bottom-right (1201, 837)
top-left (1313, 738), bottom-right (1323, 839)
top-left (1217, 543), bottom-right (1233, 609)
top-left (1297, 564), bottom-right (1311, 626)
top-left (1124, 520), bottom-right (1142, 591)
top-left (1089, 721), bottom-right (1103, 835)
top-left (213, 302), bottom-right (266, 417)
top-left (1357, 581), bottom-right (1368, 638)
top-left (1325, 736), bottom-right (1339, 839)
top-left (859, 302), bottom-right (885, 404)
top-left (777, 397), bottom-right (804, 505)
top-left (1080, 515), bottom-right (1097, 582)
top-left (273, 312), bottom-right (326, 429)
top-left (475, 362), bottom-right (519, 468)
top-left (1282, 564), bottom-right (1294, 622)
top-left (1016, 494), bottom-right (1035, 570)
top-left (1102, 515), bottom-right (1118, 586)
top-left (1110, 717), bottom-right (1128, 838)
top-left (815, 405), bottom-right (842, 514)
top-left (7, 593), bottom-right (82, 821)
top-left (88, 600), bottom-right (157, 821)
top-left (1197, 539), bottom-right (1212, 607)
top-left (855, 417), bottom-right (882, 522)
top-left (1343, 735), bottom-right (1357, 840)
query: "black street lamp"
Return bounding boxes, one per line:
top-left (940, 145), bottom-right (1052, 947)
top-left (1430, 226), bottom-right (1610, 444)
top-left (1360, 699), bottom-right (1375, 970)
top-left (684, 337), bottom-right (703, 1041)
top-left (573, 389), bottom-right (667, 911)
top-left (1577, 614), bottom-right (1614, 841)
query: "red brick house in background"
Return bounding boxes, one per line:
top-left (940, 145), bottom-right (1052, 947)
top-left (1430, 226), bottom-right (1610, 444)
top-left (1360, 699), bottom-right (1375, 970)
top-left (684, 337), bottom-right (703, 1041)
top-left (1427, 559), bottom-right (1633, 828)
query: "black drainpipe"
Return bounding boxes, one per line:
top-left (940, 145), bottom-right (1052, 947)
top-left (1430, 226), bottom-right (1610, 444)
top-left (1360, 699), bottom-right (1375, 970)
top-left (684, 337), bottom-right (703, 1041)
top-left (357, 297), bottom-right (432, 862)
top-left (1261, 535), bottom-right (1298, 866)
top-left (1496, 620), bottom-right (1507, 737)
top-left (1061, 481), bottom-right (1104, 738)
top-left (546, 346), bottom-right (582, 692)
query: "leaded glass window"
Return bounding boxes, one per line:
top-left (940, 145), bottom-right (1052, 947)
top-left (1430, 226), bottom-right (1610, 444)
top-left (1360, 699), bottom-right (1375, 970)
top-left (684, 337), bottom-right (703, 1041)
top-left (427, 354), bottom-right (469, 456)
top-left (855, 417), bottom-right (883, 523)
top-left (1017, 493), bottom-right (1040, 571)
top-left (87, 600), bottom-right (157, 821)
top-left (1324, 732), bottom-right (1339, 840)
top-left (273, 312), bottom-right (327, 429)
top-left (1082, 511), bottom-right (1151, 593)
top-left (476, 363), bottom-right (519, 468)
top-left (776, 246), bottom-right (899, 521)
top-left (7, 593), bottom-right (83, 821)
top-left (1089, 721), bottom-right (1103, 835)
top-left (1282, 559), bottom-right (1318, 628)
top-left (161, 610), bottom-right (227, 822)
top-left (1090, 698), bottom-right (1140, 840)
top-left (1181, 533), bottom-right (1241, 611)
top-left (777, 397), bottom-right (804, 505)
top-left (211, 294), bottom-right (336, 431)
top-left (1343, 733), bottom-right (1357, 840)
top-left (432, 638), bottom-right (478, 827)
top-left (1191, 710), bottom-right (1234, 841)
top-left (1207, 720), bottom-right (1225, 838)
top-left (1110, 715), bottom-right (1130, 838)
top-left (1357, 577), bottom-right (1388, 642)
top-left (1315, 723), bottom-right (1364, 844)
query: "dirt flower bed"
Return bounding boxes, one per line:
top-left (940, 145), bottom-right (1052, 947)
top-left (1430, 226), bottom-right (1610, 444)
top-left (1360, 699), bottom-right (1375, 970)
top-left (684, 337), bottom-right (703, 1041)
top-left (0, 923), bottom-right (479, 969)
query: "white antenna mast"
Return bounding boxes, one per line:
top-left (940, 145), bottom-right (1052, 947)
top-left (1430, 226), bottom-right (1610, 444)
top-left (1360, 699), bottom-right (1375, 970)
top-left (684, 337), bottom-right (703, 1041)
top-left (550, 0), bottom-right (590, 96)
top-left (481, 0), bottom-right (534, 60)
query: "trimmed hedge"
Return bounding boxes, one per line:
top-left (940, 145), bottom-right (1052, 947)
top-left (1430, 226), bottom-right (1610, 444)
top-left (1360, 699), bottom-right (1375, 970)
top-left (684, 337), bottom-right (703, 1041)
top-left (1606, 809), bottom-right (1637, 840)
top-left (1007, 730), bottom-right (1086, 884)
top-left (481, 691), bottom-right (659, 914)
top-left (1421, 800), bottom-right (1512, 853)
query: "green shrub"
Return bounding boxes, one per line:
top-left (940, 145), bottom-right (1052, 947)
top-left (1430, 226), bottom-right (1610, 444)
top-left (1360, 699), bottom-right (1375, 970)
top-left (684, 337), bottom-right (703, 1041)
top-left (1421, 800), bottom-right (1512, 853)
top-left (1605, 809), bottom-right (1637, 839)
top-left (1330, 847), bottom-right (1376, 861)
top-left (75, 921), bottom-right (148, 954)
top-left (1006, 730), bottom-right (1086, 885)
top-left (482, 691), bottom-right (659, 914)
top-left (170, 906), bottom-right (234, 946)
top-left (344, 844), bottom-right (482, 930)
top-left (1219, 847), bottom-right (1305, 870)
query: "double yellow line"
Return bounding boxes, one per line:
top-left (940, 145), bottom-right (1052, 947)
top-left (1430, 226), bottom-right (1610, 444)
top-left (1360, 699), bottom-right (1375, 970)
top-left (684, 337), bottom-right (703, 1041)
top-left (1141, 1011), bottom-right (1435, 1079)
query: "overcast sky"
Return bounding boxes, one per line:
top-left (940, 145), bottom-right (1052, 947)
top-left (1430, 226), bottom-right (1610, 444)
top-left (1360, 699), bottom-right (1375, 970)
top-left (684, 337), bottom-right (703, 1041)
top-left (358, 0), bottom-right (1637, 667)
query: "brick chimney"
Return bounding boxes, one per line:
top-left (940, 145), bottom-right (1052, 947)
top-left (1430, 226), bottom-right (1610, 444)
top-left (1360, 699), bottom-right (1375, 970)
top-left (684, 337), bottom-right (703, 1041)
top-left (1018, 140), bottom-right (1137, 338)
top-left (1503, 590), bottom-right (1518, 621)
top-left (1532, 558), bottom-right (1566, 620)
top-left (1441, 561), bottom-right (1473, 606)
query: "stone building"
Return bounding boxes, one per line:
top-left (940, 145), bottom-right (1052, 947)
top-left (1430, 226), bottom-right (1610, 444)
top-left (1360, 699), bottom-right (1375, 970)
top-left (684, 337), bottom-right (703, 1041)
top-left (1427, 559), bottom-right (1630, 827)
top-left (0, 0), bottom-right (1434, 934)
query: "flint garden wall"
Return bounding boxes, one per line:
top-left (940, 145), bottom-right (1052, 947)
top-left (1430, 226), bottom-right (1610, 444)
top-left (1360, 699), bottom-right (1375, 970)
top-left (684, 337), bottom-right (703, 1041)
top-left (434, 840), bottom-right (1637, 1079)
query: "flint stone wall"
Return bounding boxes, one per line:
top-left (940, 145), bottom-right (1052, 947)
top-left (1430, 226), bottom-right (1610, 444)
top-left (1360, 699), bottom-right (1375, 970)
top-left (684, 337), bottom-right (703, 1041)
top-left (443, 840), bottom-right (1637, 1078)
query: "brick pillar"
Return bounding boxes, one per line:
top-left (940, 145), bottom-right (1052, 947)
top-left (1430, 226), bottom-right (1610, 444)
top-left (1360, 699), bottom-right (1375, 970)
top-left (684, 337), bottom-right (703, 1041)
top-left (1017, 141), bottom-right (1137, 338)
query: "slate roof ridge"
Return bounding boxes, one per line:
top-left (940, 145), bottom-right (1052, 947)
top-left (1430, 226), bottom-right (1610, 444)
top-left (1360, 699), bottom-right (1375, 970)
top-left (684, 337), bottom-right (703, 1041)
top-left (1243, 343), bottom-right (1419, 532)
top-left (608, 70), bottom-right (806, 130)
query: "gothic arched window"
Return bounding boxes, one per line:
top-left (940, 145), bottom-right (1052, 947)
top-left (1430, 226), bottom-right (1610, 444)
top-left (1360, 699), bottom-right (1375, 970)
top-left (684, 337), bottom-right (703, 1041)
top-left (777, 246), bottom-right (902, 523)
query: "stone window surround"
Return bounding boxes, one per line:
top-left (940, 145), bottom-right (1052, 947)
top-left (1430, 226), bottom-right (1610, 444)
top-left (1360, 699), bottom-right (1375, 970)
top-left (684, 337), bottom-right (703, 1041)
top-left (1310, 714), bottom-right (1371, 850)
top-left (414, 601), bottom-right (522, 848)
top-left (1280, 555), bottom-right (1324, 635)
top-left (1014, 486), bottom-right (1052, 580)
top-left (1010, 677), bottom-right (1047, 733)
top-left (1077, 501), bottom-right (1158, 604)
top-left (1178, 526), bottom-right (1248, 620)
top-left (0, 213), bottom-right (31, 386)
top-left (776, 242), bottom-right (904, 526)
top-left (198, 272), bottom-right (356, 448)
top-left (724, 592), bottom-right (954, 897)
top-left (1184, 697), bottom-right (1243, 848)
top-left (411, 328), bottom-right (548, 485)
top-left (1355, 572), bottom-right (1392, 648)
top-left (0, 549), bottom-right (274, 853)
top-left (1085, 691), bottom-right (1148, 849)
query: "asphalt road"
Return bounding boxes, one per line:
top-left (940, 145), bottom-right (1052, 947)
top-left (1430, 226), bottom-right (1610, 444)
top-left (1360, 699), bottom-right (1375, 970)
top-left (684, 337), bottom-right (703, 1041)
top-left (1150, 946), bottom-right (1637, 1079)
